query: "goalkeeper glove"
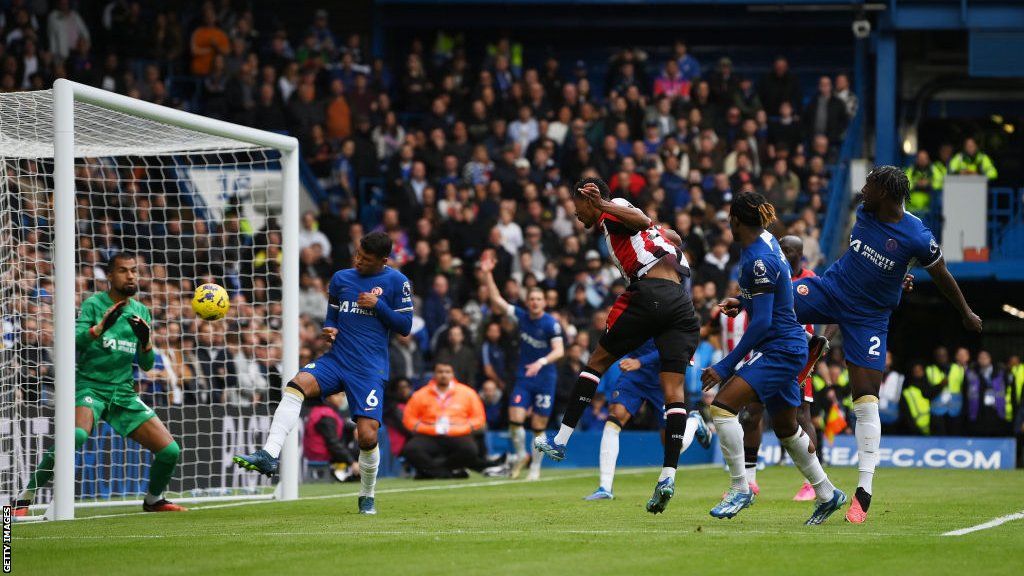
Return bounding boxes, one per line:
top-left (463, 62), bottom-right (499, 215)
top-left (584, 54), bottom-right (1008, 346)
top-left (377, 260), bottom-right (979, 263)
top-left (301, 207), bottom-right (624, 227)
top-left (127, 315), bottom-right (151, 350)
top-left (93, 300), bottom-right (127, 337)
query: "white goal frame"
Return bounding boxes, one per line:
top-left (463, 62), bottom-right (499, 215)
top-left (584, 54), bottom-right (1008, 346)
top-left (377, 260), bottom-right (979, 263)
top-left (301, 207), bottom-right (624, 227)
top-left (48, 79), bottom-right (300, 520)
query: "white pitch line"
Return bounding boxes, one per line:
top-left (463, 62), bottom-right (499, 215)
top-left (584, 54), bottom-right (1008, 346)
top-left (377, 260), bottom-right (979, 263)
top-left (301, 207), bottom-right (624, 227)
top-left (942, 511), bottom-right (1024, 536)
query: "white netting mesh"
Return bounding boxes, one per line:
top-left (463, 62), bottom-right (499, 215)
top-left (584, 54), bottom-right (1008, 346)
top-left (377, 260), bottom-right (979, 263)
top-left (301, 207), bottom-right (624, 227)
top-left (0, 89), bottom-right (287, 514)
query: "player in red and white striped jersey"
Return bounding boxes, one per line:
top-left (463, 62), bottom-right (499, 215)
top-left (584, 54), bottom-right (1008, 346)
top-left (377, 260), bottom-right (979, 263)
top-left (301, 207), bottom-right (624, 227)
top-left (536, 177), bottom-right (706, 515)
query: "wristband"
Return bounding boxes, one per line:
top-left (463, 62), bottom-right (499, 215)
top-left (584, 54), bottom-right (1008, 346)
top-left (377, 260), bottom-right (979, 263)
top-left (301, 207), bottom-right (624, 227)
top-left (539, 357), bottom-right (548, 366)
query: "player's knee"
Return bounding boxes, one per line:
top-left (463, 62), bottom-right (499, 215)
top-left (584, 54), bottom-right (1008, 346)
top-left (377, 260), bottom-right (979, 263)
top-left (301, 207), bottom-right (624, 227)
top-left (74, 427), bottom-right (89, 449)
top-left (156, 441), bottom-right (181, 464)
top-left (357, 429), bottom-right (378, 451)
top-left (710, 402), bottom-right (737, 419)
top-left (608, 404), bottom-right (630, 424)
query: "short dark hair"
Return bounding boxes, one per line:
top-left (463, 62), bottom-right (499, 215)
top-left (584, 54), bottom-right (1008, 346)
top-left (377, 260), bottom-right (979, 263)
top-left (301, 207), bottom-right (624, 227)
top-left (106, 252), bottom-right (136, 274)
top-left (360, 231), bottom-right (392, 258)
top-left (572, 177), bottom-right (610, 200)
top-left (866, 165), bottom-right (910, 204)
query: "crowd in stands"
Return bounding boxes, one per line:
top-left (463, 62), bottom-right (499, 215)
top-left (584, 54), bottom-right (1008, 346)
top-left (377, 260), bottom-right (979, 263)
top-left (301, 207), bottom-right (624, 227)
top-left (3, 2), bottom-right (1021, 479)
top-left (905, 136), bottom-right (999, 217)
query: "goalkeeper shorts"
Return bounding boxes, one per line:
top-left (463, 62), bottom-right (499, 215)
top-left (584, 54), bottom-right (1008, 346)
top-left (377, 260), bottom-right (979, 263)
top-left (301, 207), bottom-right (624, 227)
top-left (76, 384), bottom-right (157, 437)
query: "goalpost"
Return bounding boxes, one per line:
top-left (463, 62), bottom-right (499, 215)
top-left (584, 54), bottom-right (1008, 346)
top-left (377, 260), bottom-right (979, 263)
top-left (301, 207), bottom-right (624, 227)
top-left (0, 79), bottom-right (301, 520)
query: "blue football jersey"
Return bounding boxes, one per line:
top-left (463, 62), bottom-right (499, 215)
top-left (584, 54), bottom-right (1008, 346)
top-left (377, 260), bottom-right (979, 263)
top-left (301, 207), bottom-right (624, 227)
top-left (737, 231), bottom-right (807, 353)
top-left (325, 266), bottom-right (414, 381)
top-left (510, 306), bottom-right (562, 379)
top-left (821, 205), bottom-right (941, 311)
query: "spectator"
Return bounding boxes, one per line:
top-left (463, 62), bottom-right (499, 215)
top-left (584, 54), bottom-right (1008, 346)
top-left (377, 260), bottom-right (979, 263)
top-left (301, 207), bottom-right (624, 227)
top-left (303, 393), bottom-right (359, 482)
top-left (949, 137), bottom-right (998, 180)
top-left (401, 362), bottom-right (500, 479)
top-left (834, 73), bottom-right (857, 118)
top-left (47, 0), bottom-right (90, 61)
top-left (653, 59), bottom-right (689, 101)
top-left (802, 76), bottom-right (847, 144)
top-left (479, 379), bottom-right (507, 429)
top-left (905, 150), bottom-right (945, 216)
top-left (384, 378), bottom-right (414, 458)
top-left (965, 351), bottom-right (1014, 436)
top-left (672, 40), bottom-right (701, 82)
top-left (325, 79), bottom-right (352, 141)
top-left (926, 346), bottom-right (964, 436)
top-left (436, 325), bottom-right (478, 386)
top-left (189, 3), bottom-right (229, 76)
top-left (759, 56), bottom-right (802, 119)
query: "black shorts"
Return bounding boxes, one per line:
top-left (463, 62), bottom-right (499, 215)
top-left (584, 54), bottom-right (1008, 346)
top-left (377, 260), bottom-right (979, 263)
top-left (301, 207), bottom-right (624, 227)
top-left (599, 277), bottom-right (700, 374)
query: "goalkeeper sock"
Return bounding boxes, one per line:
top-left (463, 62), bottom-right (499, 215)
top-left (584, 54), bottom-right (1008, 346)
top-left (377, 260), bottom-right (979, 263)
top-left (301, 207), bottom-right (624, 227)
top-left (19, 427), bottom-right (88, 502)
top-left (146, 441), bottom-right (181, 502)
top-left (599, 419), bottom-right (622, 491)
top-left (359, 445), bottom-right (380, 498)
top-left (509, 422), bottom-right (527, 459)
top-left (264, 385), bottom-right (305, 459)
top-left (853, 396), bottom-right (881, 500)
top-left (662, 403), bottom-right (688, 474)
top-left (554, 368), bottom-right (602, 445)
top-left (712, 405), bottom-right (749, 493)
top-left (779, 430), bottom-right (834, 502)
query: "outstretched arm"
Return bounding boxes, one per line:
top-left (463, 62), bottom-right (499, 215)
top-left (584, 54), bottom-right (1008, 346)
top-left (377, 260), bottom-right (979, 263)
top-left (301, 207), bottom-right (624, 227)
top-left (925, 257), bottom-right (983, 332)
top-left (479, 252), bottom-right (512, 316)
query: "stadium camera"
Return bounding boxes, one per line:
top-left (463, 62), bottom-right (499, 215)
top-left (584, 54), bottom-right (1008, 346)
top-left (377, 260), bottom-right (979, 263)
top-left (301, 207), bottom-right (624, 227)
top-left (852, 17), bottom-right (872, 39)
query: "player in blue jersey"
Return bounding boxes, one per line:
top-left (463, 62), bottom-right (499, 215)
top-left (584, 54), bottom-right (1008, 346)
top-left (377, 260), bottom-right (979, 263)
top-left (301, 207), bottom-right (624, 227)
top-left (702, 193), bottom-right (846, 525)
top-left (584, 339), bottom-right (711, 500)
top-left (791, 166), bottom-right (982, 523)
top-left (234, 232), bottom-right (413, 515)
top-left (479, 252), bottom-right (564, 480)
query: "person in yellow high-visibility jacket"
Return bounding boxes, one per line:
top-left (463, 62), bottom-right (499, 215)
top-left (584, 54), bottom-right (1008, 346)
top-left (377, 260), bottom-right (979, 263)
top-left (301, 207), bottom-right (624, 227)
top-left (1009, 355), bottom-right (1024, 469)
top-left (905, 150), bottom-right (945, 216)
top-left (926, 346), bottom-right (964, 435)
top-left (949, 137), bottom-right (998, 180)
top-left (901, 363), bottom-right (931, 435)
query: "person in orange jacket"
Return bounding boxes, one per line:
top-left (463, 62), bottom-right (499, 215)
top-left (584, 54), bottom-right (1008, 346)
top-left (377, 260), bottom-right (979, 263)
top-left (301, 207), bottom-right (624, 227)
top-left (402, 362), bottom-right (506, 479)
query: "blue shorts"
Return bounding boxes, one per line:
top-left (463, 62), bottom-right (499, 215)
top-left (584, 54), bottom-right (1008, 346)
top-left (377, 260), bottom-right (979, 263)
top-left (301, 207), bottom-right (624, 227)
top-left (300, 354), bottom-right (383, 423)
top-left (510, 375), bottom-right (557, 417)
top-left (793, 276), bottom-right (889, 372)
top-left (735, 348), bottom-right (805, 415)
top-left (610, 369), bottom-right (665, 428)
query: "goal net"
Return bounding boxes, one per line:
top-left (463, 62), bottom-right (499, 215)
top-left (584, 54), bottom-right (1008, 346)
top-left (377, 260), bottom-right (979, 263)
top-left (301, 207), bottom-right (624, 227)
top-left (0, 83), bottom-right (299, 519)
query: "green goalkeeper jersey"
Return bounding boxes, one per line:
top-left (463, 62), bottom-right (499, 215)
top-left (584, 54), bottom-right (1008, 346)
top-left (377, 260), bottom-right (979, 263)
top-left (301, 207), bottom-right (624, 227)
top-left (75, 291), bottom-right (155, 391)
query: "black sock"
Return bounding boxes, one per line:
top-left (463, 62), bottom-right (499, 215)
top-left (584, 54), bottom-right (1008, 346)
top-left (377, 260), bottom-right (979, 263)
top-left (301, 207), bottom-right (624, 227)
top-left (855, 487), bottom-right (872, 512)
top-left (559, 368), bottom-right (602, 429)
top-left (662, 402), bottom-right (688, 469)
top-left (744, 446), bottom-right (759, 469)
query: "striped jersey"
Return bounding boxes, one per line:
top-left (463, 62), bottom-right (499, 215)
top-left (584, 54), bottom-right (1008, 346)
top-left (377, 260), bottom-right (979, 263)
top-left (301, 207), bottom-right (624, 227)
top-left (598, 197), bottom-right (688, 284)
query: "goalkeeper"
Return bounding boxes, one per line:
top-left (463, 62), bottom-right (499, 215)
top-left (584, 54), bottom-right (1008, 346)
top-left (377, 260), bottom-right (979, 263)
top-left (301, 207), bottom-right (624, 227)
top-left (15, 253), bottom-right (186, 515)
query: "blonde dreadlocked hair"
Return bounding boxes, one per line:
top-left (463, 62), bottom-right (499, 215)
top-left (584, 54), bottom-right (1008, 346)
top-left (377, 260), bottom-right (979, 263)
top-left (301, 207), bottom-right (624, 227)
top-left (731, 192), bottom-right (777, 228)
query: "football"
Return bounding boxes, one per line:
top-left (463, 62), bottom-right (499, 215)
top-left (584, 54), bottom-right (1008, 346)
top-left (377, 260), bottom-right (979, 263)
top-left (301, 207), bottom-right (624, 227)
top-left (191, 283), bottom-right (230, 321)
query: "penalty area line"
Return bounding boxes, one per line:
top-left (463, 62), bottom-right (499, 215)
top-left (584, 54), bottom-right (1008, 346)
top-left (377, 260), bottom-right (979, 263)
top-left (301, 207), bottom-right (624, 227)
top-left (941, 511), bottom-right (1024, 537)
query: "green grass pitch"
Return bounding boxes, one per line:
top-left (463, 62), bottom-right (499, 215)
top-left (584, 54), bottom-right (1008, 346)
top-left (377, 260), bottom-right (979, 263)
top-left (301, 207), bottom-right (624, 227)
top-left (11, 466), bottom-right (1024, 575)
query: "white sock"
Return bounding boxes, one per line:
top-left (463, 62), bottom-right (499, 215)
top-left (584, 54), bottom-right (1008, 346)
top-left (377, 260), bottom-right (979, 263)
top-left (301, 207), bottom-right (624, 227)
top-left (144, 493), bottom-right (162, 505)
top-left (554, 424), bottom-right (574, 446)
top-left (745, 465), bottom-right (757, 485)
top-left (853, 398), bottom-right (881, 495)
top-left (510, 424), bottom-right (527, 459)
top-left (529, 432), bottom-right (545, 474)
top-left (779, 430), bottom-right (834, 502)
top-left (359, 445), bottom-right (380, 497)
top-left (264, 390), bottom-right (304, 458)
top-left (713, 412), bottom-right (749, 493)
top-left (658, 466), bottom-right (676, 482)
top-left (680, 415), bottom-right (697, 453)
top-left (599, 421), bottom-right (621, 490)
